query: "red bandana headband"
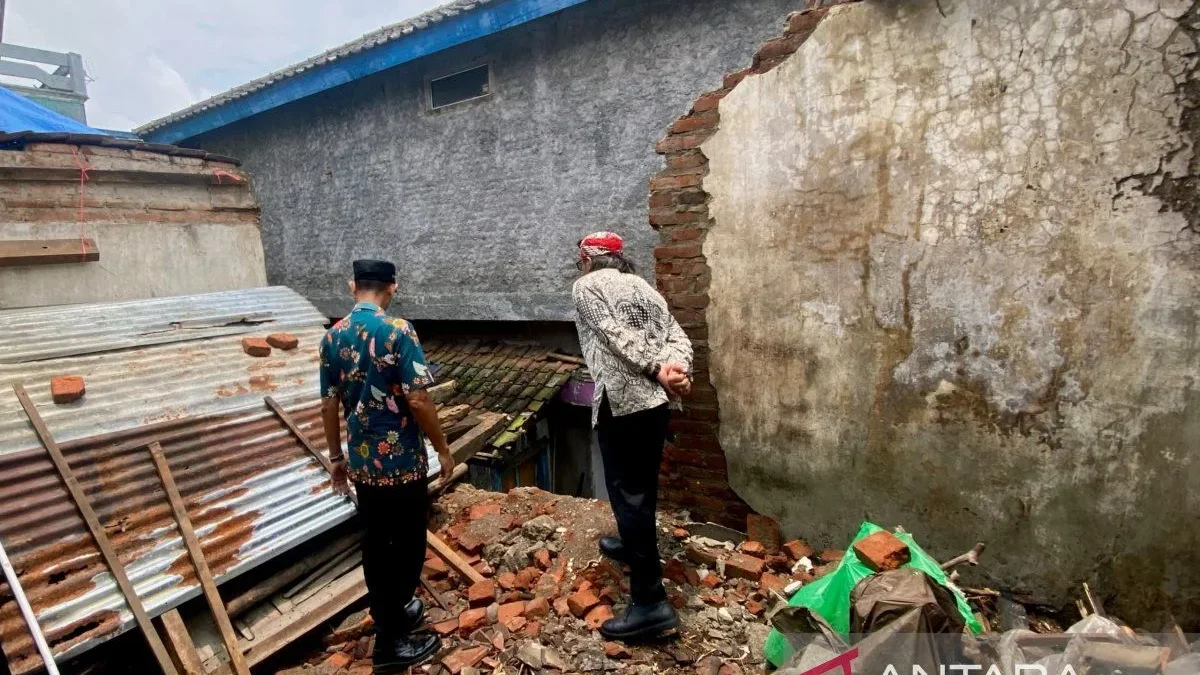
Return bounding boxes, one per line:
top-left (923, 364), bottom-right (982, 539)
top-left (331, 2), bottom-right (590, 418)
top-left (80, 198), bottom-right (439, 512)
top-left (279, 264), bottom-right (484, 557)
top-left (579, 231), bottom-right (624, 260)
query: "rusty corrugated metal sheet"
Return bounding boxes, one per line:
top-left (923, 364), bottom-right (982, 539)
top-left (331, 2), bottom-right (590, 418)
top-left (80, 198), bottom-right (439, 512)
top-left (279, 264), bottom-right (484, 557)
top-left (0, 288), bottom-right (353, 673)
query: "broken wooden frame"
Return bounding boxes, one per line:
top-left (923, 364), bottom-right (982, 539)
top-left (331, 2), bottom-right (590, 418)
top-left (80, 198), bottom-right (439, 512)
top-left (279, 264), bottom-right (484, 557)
top-left (12, 384), bottom-right (180, 675)
top-left (146, 441), bottom-right (250, 675)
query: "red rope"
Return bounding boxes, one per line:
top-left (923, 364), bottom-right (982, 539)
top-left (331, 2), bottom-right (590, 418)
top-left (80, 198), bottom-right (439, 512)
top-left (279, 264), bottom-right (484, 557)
top-left (212, 169), bottom-right (244, 185)
top-left (70, 147), bottom-right (91, 261)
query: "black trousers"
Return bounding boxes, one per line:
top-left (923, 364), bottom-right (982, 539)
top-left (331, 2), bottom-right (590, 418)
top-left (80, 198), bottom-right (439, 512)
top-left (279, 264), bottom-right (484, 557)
top-left (597, 396), bottom-right (671, 605)
top-left (356, 479), bottom-right (429, 638)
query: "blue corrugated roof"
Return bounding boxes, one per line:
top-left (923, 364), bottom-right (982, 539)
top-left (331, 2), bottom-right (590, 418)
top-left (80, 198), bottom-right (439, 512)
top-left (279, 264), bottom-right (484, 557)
top-left (0, 85), bottom-right (106, 135)
top-left (136, 0), bottom-right (592, 145)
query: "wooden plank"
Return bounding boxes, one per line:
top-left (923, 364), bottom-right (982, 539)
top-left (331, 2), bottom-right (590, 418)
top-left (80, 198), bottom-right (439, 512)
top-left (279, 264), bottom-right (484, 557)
top-left (448, 412), bottom-right (508, 463)
top-left (147, 442), bottom-right (251, 675)
top-left (427, 380), bottom-right (457, 404)
top-left (156, 609), bottom-right (205, 675)
top-left (242, 568), bottom-right (367, 667)
top-left (12, 385), bottom-right (179, 675)
top-left (437, 404), bottom-right (472, 425)
top-left (225, 531), bottom-right (361, 618)
top-left (0, 239), bottom-right (98, 267)
top-left (427, 532), bottom-right (486, 585)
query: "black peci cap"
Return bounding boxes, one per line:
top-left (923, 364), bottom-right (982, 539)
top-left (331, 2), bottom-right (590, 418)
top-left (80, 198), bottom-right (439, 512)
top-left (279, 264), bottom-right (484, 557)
top-left (352, 259), bottom-right (396, 283)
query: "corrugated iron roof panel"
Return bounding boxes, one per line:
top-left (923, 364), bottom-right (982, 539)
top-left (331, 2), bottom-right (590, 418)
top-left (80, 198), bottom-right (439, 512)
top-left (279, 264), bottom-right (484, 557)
top-left (0, 287), bottom-right (352, 672)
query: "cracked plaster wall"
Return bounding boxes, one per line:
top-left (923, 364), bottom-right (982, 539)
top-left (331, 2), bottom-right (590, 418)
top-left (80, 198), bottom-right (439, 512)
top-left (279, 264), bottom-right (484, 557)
top-left (701, 0), bottom-right (1200, 624)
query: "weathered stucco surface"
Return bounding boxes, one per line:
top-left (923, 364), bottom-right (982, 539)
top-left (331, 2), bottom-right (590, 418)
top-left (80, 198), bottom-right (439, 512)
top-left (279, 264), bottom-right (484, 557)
top-left (702, 0), bottom-right (1200, 624)
top-left (190, 0), bottom-right (800, 321)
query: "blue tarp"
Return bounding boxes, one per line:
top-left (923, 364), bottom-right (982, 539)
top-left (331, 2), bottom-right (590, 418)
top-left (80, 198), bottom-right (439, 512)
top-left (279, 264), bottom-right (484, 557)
top-left (0, 85), bottom-right (106, 134)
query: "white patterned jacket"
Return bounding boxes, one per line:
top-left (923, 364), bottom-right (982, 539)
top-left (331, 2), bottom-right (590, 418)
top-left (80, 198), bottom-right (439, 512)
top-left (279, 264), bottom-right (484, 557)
top-left (572, 268), bottom-right (694, 427)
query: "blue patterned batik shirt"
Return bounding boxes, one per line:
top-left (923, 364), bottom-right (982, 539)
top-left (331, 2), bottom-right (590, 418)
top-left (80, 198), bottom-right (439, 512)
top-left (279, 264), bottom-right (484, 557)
top-left (319, 302), bottom-right (434, 486)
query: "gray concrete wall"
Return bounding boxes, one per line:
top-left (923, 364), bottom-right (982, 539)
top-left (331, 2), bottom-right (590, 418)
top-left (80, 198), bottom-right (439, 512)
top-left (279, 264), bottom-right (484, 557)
top-left (701, 0), bottom-right (1200, 625)
top-left (189, 0), bottom-right (801, 320)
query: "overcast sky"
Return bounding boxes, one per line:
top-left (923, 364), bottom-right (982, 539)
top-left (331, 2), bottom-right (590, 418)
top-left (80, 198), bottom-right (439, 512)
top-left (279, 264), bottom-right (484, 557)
top-left (4, 0), bottom-right (446, 131)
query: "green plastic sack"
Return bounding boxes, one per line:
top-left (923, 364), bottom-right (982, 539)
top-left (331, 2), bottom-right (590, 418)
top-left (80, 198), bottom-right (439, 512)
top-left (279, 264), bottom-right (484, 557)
top-left (764, 522), bottom-right (983, 668)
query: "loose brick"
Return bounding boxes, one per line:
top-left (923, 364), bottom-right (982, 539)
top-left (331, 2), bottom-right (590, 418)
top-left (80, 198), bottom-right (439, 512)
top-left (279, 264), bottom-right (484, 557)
top-left (498, 601), bottom-right (526, 625)
top-left (514, 567), bottom-right (541, 590)
top-left (522, 620), bottom-right (542, 637)
top-left (567, 589), bottom-right (601, 618)
top-left (685, 545), bottom-right (721, 567)
top-left (782, 540), bottom-right (814, 561)
top-left (604, 641), bottom-right (631, 659)
top-left (442, 645), bottom-right (489, 675)
top-left (423, 556), bottom-right (449, 579)
top-left (49, 376), bottom-right (85, 404)
top-left (525, 597), bottom-right (550, 618)
top-left (724, 552), bottom-right (766, 581)
top-left (700, 574), bottom-right (722, 589)
top-left (584, 604), bottom-right (615, 631)
top-left (745, 599), bottom-right (766, 617)
top-left (852, 531), bottom-right (911, 572)
top-left (468, 579), bottom-right (496, 608)
top-left (669, 591), bottom-right (687, 609)
top-left (241, 337), bottom-right (271, 357)
top-left (553, 597), bottom-right (572, 617)
top-left (467, 502), bottom-right (502, 520)
top-left (432, 618), bottom-right (459, 635)
top-left (265, 332), bottom-right (299, 350)
top-left (759, 572), bottom-right (789, 595)
top-left (533, 549), bottom-right (552, 570)
top-left (457, 607), bottom-right (489, 635)
top-left (746, 514), bottom-right (783, 553)
top-left (322, 652), bottom-right (353, 670)
top-left (819, 549), bottom-right (845, 564)
top-left (506, 616), bottom-right (527, 633)
top-left (739, 541), bottom-right (766, 558)
top-left (664, 558), bottom-right (689, 585)
top-left (457, 532), bottom-right (486, 554)
top-left (497, 571), bottom-right (517, 590)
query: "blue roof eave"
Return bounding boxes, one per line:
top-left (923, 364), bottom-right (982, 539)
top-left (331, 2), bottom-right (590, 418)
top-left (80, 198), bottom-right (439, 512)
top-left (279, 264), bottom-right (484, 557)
top-left (141, 0), bottom-right (591, 145)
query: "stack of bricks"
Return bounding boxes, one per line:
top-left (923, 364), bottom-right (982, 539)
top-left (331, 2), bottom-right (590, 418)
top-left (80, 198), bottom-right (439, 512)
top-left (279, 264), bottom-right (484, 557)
top-left (648, 6), bottom-right (835, 527)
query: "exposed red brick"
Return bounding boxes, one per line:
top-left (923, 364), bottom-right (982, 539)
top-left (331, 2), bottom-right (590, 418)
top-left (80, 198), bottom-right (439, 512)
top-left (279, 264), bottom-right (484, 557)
top-left (672, 527), bottom-right (690, 539)
top-left (670, 228), bottom-right (706, 242)
top-left (522, 620), bottom-right (542, 637)
top-left (650, 209), bottom-right (705, 227)
top-left (656, 131), bottom-right (714, 154)
top-left (787, 8), bottom-right (827, 36)
top-left (442, 645), bottom-right (489, 675)
top-left (668, 151), bottom-right (709, 170)
top-left (724, 69), bottom-right (751, 89)
top-left (567, 589), bottom-right (601, 618)
top-left (649, 191), bottom-right (676, 208)
top-left (457, 607), bottom-right (489, 635)
top-left (692, 91), bottom-right (725, 113)
top-left (852, 531), bottom-right (911, 572)
top-left (457, 532), bottom-right (485, 554)
top-left (654, 244), bottom-right (703, 260)
top-left (432, 618), bottom-right (458, 635)
top-left (756, 34), bottom-right (806, 63)
top-left (585, 604), bottom-right (615, 631)
top-left (740, 541), bottom-right (766, 558)
top-left (525, 597), bottom-right (550, 618)
top-left (514, 567), bottom-right (541, 590)
top-left (700, 574), bottom-right (722, 590)
top-left (670, 111), bottom-right (719, 134)
top-left (724, 552), bottom-right (766, 581)
top-left (765, 553), bottom-right (792, 572)
top-left (552, 597), bottom-right (572, 617)
top-left (49, 376), bottom-right (85, 404)
top-left (241, 337), bottom-right (271, 357)
top-left (746, 599), bottom-right (766, 617)
top-left (670, 292), bottom-right (710, 309)
top-left (505, 616), bottom-right (527, 633)
top-left (702, 590), bottom-right (725, 606)
top-left (663, 558), bottom-right (689, 585)
top-left (783, 540), bottom-right (814, 561)
top-left (759, 572), bottom-right (789, 595)
top-left (497, 571), bottom-right (517, 590)
top-left (265, 332), bottom-right (299, 350)
top-left (649, 173), bottom-right (703, 190)
top-left (468, 579), bottom-right (496, 608)
top-left (746, 514), bottom-right (783, 553)
top-left (686, 545), bottom-right (721, 567)
top-left (668, 591), bottom-right (687, 609)
top-left (467, 502), bottom-right (502, 520)
top-left (533, 549), bottom-right (552, 570)
top-left (497, 601), bottom-right (526, 625)
top-left (685, 567), bottom-right (701, 587)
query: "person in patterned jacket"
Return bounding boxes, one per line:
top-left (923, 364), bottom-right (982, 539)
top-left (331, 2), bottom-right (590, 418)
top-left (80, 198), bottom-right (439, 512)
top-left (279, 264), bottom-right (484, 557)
top-left (572, 232), bottom-right (693, 642)
top-left (319, 259), bottom-right (454, 672)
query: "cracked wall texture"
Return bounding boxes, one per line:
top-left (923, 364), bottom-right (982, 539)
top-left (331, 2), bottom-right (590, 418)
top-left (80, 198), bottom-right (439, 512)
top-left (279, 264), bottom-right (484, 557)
top-left (702, 0), bottom-right (1200, 624)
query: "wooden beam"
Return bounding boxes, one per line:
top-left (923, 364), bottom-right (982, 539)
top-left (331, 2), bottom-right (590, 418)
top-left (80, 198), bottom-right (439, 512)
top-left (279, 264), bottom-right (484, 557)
top-left (427, 532), bottom-right (485, 585)
top-left (147, 442), bottom-right (250, 675)
top-left (0, 239), bottom-right (98, 267)
top-left (241, 569), bottom-right (367, 667)
top-left (12, 385), bottom-right (179, 675)
top-left (225, 531), bottom-right (361, 618)
top-left (427, 380), bottom-right (456, 404)
top-left (263, 396), bottom-right (357, 507)
top-left (448, 412), bottom-right (508, 463)
top-left (156, 609), bottom-right (205, 675)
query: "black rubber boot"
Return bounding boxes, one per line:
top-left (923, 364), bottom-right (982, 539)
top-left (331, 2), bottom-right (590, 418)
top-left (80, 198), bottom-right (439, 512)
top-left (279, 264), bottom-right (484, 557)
top-left (599, 536), bottom-right (629, 563)
top-left (372, 632), bottom-right (441, 674)
top-left (599, 600), bottom-right (680, 642)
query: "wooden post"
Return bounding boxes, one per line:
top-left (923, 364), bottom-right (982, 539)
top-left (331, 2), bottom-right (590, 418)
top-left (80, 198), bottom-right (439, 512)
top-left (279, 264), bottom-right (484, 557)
top-left (12, 384), bottom-right (179, 675)
top-left (156, 609), bottom-right (206, 675)
top-left (147, 442), bottom-right (251, 675)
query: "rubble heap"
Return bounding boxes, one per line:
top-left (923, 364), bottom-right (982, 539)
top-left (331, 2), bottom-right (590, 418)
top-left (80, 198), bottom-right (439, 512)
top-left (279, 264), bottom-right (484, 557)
top-left (276, 485), bottom-right (838, 675)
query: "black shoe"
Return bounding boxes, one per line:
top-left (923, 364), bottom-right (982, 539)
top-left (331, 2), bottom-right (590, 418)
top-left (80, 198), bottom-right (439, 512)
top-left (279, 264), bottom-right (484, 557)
top-left (599, 600), bottom-right (680, 642)
top-left (401, 598), bottom-right (424, 631)
top-left (599, 536), bottom-right (629, 563)
top-left (372, 632), bottom-right (441, 674)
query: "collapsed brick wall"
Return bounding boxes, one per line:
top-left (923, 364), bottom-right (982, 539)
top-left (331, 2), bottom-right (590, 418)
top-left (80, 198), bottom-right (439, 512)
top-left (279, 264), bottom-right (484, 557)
top-left (649, 4), bottom-right (850, 526)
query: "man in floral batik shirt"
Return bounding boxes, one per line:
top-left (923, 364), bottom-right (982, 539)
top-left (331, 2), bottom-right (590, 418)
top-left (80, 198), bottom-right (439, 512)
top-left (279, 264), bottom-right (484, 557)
top-left (319, 259), bottom-right (453, 672)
